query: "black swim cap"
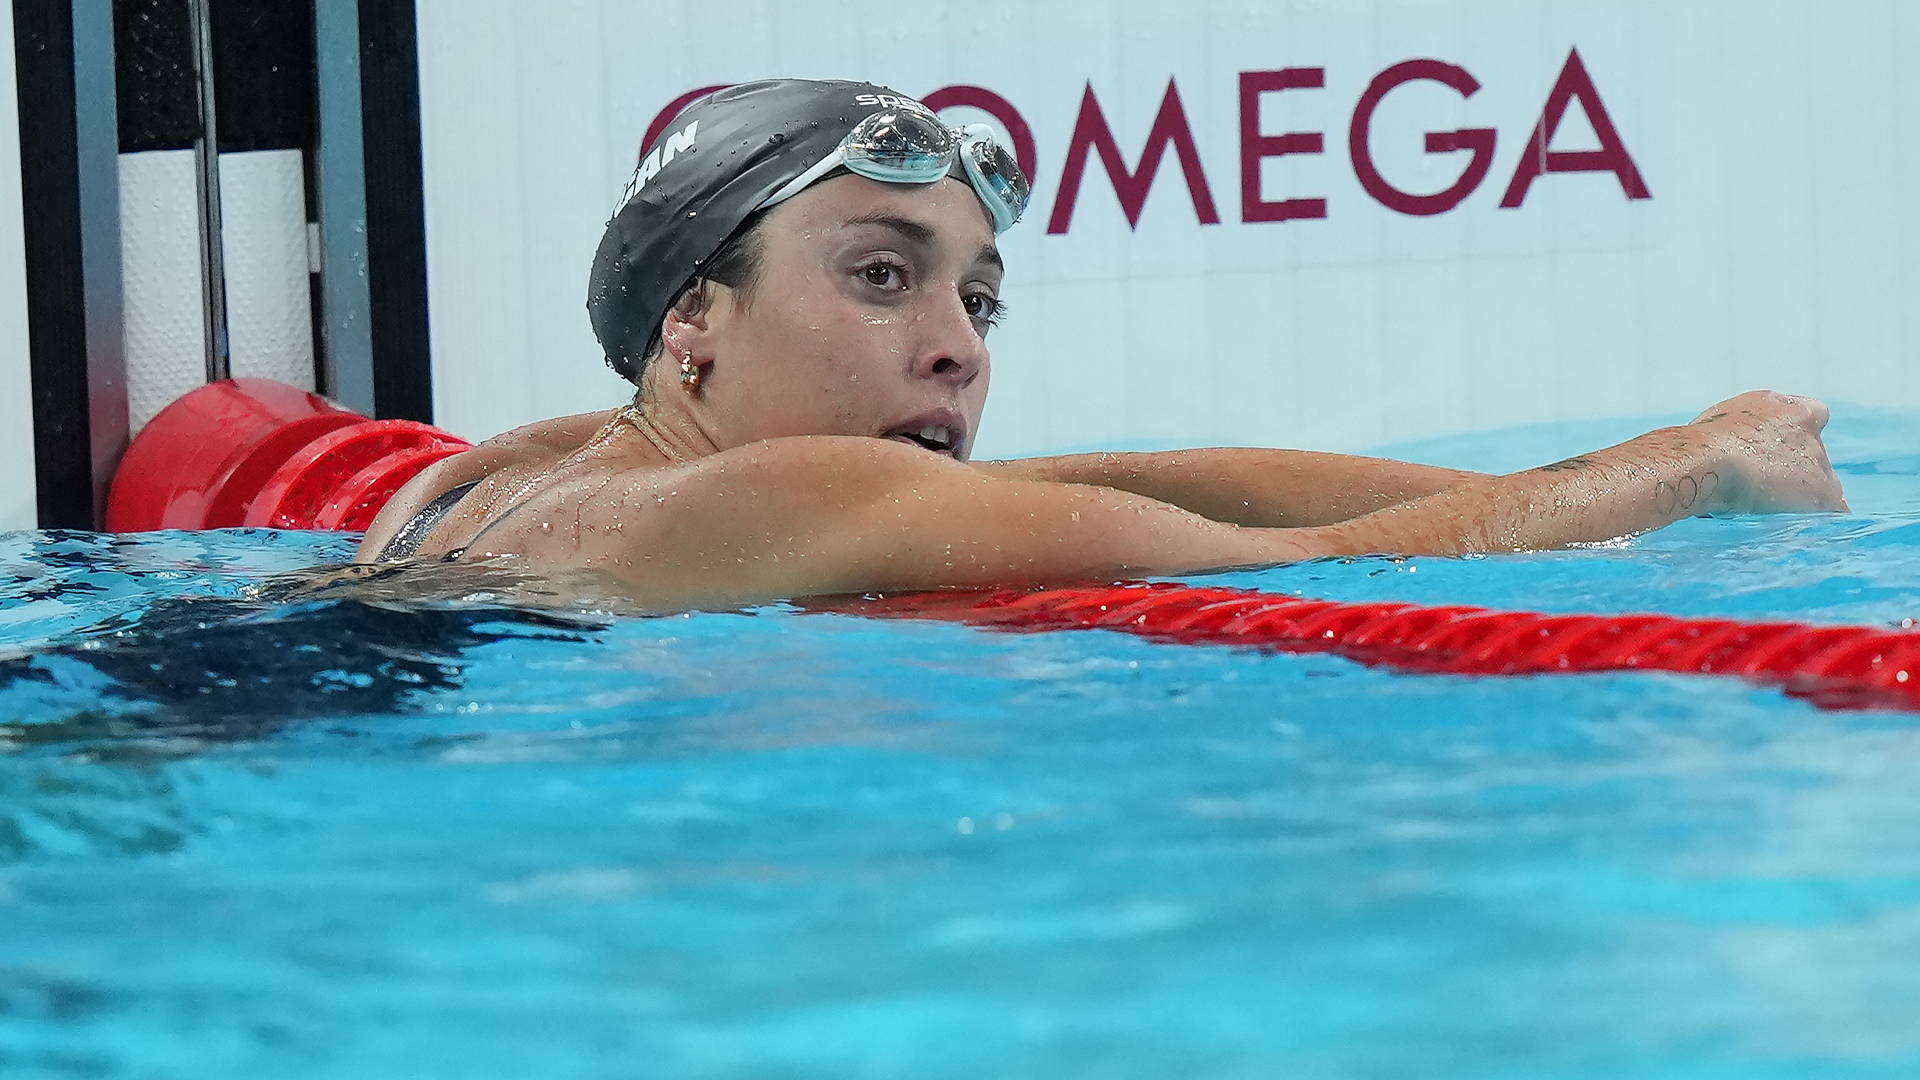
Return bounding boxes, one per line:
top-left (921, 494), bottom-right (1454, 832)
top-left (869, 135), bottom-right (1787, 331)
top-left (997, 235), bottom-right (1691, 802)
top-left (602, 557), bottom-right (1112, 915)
top-left (588, 78), bottom-right (918, 382)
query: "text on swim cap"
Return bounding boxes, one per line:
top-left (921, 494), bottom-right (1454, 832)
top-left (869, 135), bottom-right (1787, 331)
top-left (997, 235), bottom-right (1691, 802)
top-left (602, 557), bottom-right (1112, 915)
top-left (618, 120), bottom-right (699, 208)
top-left (854, 93), bottom-right (921, 112)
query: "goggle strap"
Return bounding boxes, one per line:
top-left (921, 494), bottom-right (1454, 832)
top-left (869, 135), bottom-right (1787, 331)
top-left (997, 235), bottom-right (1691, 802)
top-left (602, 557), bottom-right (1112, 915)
top-left (962, 160), bottom-right (1009, 233)
top-left (761, 146), bottom-right (851, 210)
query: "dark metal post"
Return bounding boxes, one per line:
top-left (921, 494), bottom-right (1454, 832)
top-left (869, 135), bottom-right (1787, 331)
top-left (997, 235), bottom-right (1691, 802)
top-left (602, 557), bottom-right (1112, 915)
top-left (356, 0), bottom-right (432, 421)
top-left (313, 0), bottom-right (374, 414)
top-left (186, 0), bottom-right (228, 383)
top-left (13, 0), bottom-right (126, 528)
top-left (73, 0), bottom-right (127, 522)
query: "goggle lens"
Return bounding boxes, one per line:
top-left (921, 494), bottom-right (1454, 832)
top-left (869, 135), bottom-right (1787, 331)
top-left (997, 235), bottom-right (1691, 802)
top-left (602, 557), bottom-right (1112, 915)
top-left (960, 133), bottom-right (1031, 232)
top-left (760, 104), bottom-right (1032, 234)
top-left (843, 107), bottom-right (956, 183)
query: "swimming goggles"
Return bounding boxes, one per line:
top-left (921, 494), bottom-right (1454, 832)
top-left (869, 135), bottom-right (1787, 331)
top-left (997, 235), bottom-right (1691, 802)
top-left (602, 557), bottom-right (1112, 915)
top-left (760, 102), bottom-right (1031, 233)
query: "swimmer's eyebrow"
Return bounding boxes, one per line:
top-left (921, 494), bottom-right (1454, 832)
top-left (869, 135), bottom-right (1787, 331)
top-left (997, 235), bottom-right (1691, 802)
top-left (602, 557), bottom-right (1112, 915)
top-left (845, 211), bottom-right (1002, 275)
top-left (844, 212), bottom-right (938, 248)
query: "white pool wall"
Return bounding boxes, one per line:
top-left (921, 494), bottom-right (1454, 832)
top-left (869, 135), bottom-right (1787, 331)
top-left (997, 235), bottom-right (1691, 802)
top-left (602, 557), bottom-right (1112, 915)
top-left (415, 0), bottom-right (1920, 459)
top-left (0, 8), bottom-right (36, 530)
top-left (121, 148), bottom-right (319, 434)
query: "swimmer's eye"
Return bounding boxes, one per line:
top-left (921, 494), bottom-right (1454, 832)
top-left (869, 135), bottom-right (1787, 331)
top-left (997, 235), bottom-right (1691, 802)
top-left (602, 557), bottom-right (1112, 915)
top-left (964, 293), bottom-right (1006, 334)
top-left (858, 259), bottom-right (909, 292)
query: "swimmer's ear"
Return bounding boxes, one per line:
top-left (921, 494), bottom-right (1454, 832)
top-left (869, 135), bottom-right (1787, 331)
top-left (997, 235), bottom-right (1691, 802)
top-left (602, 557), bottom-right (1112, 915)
top-left (659, 282), bottom-right (719, 365)
top-left (665, 280), bottom-right (713, 326)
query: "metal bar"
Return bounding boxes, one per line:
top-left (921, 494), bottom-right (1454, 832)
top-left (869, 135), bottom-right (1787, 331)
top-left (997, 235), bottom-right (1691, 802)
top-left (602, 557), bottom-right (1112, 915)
top-left (16, 0), bottom-right (125, 528)
top-left (187, 0), bottom-right (229, 384)
top-left (355, 0), bottom-right (433, 421)
top-left (313, 0), bottom-right (374, 414)
top-left (72, 0), bottom-right (126, 525)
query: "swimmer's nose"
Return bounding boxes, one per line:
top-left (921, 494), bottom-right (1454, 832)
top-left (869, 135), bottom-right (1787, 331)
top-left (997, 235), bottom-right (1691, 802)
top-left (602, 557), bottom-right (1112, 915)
top-left (913, 297), bottom-right (988, 386)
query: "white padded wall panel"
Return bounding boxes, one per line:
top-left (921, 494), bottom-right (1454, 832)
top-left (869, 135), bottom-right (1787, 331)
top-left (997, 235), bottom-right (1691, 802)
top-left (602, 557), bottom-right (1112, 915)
top-left (0, 7), bottom-right (33, 528)
top-left (119, 149), bottom-right (206, 434)
top-left (417, 0), bottom-right (614, 442)
top-left (220, 149), bottom-right (316, 392)
top-left (121, 148), bottom-right (317, 436)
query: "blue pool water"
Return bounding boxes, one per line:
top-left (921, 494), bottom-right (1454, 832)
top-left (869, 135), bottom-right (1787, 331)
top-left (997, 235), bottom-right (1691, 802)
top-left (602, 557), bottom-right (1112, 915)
top-left (3, 412), bottom-right (1920, 1078)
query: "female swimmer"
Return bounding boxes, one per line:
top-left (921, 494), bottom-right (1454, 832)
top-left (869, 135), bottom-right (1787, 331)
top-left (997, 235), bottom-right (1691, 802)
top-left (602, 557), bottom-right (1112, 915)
top-left (356, 79), bottom-right (1845, 610)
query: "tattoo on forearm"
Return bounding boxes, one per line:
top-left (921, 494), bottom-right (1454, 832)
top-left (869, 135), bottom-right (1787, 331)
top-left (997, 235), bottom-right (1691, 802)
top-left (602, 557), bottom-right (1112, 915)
top-left (1538, 455), bottom-right (1598, 473)
top-left (1654, 471), bottom-right (1719, 515)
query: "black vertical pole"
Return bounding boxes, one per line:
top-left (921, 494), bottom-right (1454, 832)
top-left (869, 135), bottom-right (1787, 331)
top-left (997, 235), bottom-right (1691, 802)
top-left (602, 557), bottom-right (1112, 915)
top-left (14, 0), bottom-right (122, 529)
top-left (186, 0), bottom-right (228, 384)
top-left (13, 1), bottom-right (86, 528)
top-left (356, 0), bottom-right (431, 422)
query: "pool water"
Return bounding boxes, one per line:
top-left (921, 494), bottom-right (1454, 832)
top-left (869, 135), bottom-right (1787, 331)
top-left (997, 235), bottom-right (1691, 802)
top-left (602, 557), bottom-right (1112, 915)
top-left (3, 411), bottom-right (1919, 1079)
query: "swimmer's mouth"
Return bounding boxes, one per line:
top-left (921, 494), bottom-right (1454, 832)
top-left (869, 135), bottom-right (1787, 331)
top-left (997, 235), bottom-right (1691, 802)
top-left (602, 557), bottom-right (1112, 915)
top-left (884, 417), bottom-right (966, 458)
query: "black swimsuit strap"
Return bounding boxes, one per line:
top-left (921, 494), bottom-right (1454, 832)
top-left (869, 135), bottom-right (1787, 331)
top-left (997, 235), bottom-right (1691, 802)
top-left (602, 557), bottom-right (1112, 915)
top-left (375, 480), bottom-right (481, 562)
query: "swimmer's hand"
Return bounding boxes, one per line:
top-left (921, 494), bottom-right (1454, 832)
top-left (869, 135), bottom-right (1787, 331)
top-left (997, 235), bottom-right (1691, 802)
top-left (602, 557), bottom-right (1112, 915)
top-left (1681, 391), bottom-right (1849, 515)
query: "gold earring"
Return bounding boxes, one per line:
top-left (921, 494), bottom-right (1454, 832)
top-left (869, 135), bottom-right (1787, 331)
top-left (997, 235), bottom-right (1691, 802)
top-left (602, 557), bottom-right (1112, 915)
top-left (680, 354), bottom-right (705, 395)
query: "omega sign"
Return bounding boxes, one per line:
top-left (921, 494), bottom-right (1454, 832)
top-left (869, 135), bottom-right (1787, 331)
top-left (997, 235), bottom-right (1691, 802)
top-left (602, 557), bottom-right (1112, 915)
top-left (642, 48), bottom-right (1650, 235)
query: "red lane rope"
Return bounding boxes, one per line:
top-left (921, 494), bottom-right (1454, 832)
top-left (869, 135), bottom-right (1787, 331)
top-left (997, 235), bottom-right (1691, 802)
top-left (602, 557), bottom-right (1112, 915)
top-left (850, 583), bottom-right (1920, 712)
top-left (105, 381), bottom-right (1919, 711)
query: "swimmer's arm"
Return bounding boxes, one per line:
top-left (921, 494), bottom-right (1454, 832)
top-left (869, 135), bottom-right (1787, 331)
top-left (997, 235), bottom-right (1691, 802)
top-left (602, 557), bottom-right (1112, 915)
top-left (1315, 391), bottom-right (1846, 555)
top-left (976, 450), bottom-right (1485, 527)
top-left (355, 410), bottom-right (618, 561)
top-left (475, 401), bottom-right (1839, 608)
top-left (474, 436), bottom-right (1328, 607)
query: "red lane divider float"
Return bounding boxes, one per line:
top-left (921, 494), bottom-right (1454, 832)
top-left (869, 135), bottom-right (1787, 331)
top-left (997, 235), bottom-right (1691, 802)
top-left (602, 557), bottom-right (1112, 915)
top-left (105, 379), bottom-right (1919, 711)
top-left (851, 583), bottom-right (1920, 712)
top-left (107, 378), bottom-right (471, 532)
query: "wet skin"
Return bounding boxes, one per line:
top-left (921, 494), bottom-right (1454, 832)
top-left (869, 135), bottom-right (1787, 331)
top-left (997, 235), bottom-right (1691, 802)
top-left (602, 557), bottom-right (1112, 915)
top-left (357, 175), bottom-right (1846, 611)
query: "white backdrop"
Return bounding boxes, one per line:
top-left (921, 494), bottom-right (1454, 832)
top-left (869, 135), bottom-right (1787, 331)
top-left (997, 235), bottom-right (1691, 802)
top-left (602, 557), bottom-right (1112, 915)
top-left (416, 0), bottom-right (1920, 459)
top-left (121, 148), bottom-right (319, 434)
top-left (0, 5), bottom-right (37, 529)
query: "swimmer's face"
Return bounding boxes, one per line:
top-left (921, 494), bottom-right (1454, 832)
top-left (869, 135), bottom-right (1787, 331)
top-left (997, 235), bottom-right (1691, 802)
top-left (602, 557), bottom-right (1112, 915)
top-left (668, 173), bottom-right (1003, 460)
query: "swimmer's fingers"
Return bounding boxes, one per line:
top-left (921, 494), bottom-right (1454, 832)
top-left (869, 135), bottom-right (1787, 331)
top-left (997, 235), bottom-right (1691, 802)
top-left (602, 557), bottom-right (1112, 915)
top-left (1802, 396), bottom-right (1831, 433)
top-left (1690, 391), bottom-right (1849, 515)
top-left (1796, 442), bottom-right (1848, 513)
top-left (1814, 451), bottom-right (1850, 514)
top-left (1799, 413), bottom-right (1848, 512)
top-left (1773, 393), bottom-right (1832, 435)
top-left (1690, 390), bottom-right (1830, 432)
top-left (1690, 390), bottom-right (1778, 425)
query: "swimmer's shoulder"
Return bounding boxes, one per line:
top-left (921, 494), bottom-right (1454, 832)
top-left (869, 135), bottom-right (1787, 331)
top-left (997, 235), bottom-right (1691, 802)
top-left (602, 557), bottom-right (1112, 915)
top-left (439, 435), bottom-right (965, 562)
top-left (355, 409), bottom-right (621, 561)
top-left (455, 435), bottom-right (970, 560)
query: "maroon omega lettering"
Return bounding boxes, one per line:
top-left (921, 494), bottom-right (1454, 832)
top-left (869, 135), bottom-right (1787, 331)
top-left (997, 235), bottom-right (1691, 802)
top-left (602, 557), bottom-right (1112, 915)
top-left (1239, 68), bottom-right (1328, 223)
top-left (1499, 48), bottom-right (1652, 208)
top-left (1349, 60), bottom-right (1498, 217)
top-left (1046, 79), bottom-right (1221, 235)
top-left (640, 46), bottom-right (1653, 235)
